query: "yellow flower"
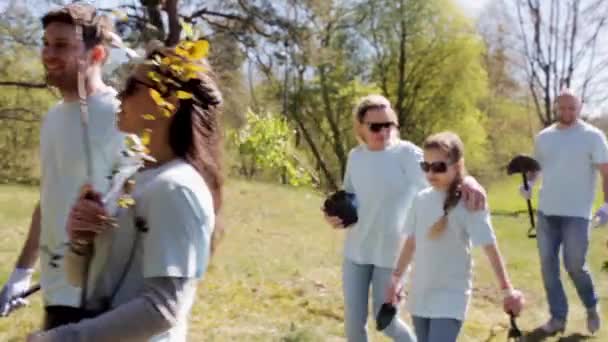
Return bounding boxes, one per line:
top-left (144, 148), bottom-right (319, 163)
top-left (147, 71), bottom-right (162, 84)
top-left (175, 40), bottom-right (209, 60)
top-left (142, 114), bottom-right (156, 121)
top-left (180, 19), bottom-right (195, 39)
top-left (149, 88), bottom-right (165, 106)
top-left (161, 108), bottom-right (172, 117)
top-left (118, 195), bottom-right (136, 208)
top-left (141, 128), bottom-right (152, 146)
top-left (163, 101), bottom-right (175, 112)
top-left (176, 90), bottom-right (193, 99)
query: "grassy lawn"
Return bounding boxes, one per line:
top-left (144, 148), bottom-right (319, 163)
top-left (0, 178), bottom-right (607, 341)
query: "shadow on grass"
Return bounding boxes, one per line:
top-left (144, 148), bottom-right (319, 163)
top-left (491, 209), bottom-right (535, 217)
top-left (520, 327), bottom-right (593, 341)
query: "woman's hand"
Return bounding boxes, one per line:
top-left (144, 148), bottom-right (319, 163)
top-left (385, 272), bottom-right (403, 305)
top-left (67, 184), bottom-right (116, 245)
top-left (461, 176), bottom-right (487, 211)
top-left (321, 207), bottom-right (345, 229)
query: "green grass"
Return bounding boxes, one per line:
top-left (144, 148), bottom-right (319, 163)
top-left (1, 179), bottom-right (608, 341)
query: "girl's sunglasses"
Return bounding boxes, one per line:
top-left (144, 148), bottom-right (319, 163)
top-left (366, 122), bottom-right (397, 133)
top-left (420, 161), bottom-right (452, 173)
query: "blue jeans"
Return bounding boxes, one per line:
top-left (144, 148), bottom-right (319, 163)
top-left (412, 316), bottom-right (462, 342)
top-left (536, 211), bottom-right (598, 321)
top-left (342, 259), bottom-right (416, 342)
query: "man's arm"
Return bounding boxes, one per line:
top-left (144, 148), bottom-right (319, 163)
top-left (598, 164), bottom-right (608, 202)
top-left (0, 202), bottom-right (40, 315)
top-left (16, 202), bottom-right (41, 269)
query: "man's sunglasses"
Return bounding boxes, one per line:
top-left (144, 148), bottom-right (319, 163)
top-left (420, 161), bottom-right (453, 173)
top-left (366, 122), bottom-right (397, 133)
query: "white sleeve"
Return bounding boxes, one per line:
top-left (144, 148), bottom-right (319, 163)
top-left (591, 130), bottom-right (608, 165)
top-left (141, 181), bottom-right (214, 279)
top-left (404, 143), bottom-right (428, 191)
top-left (464, 209), bottom-right (496, 247)
top-left (343, 152), bottom-right (355, 193)
top-left (533, 135), bottom-right (543, 166)
top-left (402, 195), bottom-right (418, 236)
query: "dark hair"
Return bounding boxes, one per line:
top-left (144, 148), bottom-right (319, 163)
top-left (42, 3), bottom-right (113, 49)
top-left (141, 47), bottom-right (225, 254)
top-left (422, 131), bottom-right (466, 239)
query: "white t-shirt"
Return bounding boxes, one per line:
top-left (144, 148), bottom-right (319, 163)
top-left (86, 159), bottom-right (215, 342)
top-left (342, 140), bottom-right (427, 268)
top-left (535, 120), bottom-right (608, 219)
top-left (39, 89), bottom-right (123, 307)
top-left (404, 188), bottom-right (496, 321)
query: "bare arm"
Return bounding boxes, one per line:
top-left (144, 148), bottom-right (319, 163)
top-left (597, 164), bottom-right (608, 202)
top-left (393, 235), bottom-right (415, 277)
top-left (483, 243), bottom-right (512, 291)
top-left (461, 176), bottom-right (487, 211)
top-left (16, 203), bottom-right (41, 269)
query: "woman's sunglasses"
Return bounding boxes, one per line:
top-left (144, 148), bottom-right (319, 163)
top-left (366, 122), bottom-right (397, 133)
top-left (117, 77), bottom-right (158, 100)
top-left (420, 161), bottom-right (453, 173)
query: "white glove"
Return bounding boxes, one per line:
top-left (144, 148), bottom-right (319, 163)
top-left (0, 267), bottom-right (34, 316)
top-left (519, 179), bottom-right (535, 200)
top-left (593, 203), bottom-right (608, 228)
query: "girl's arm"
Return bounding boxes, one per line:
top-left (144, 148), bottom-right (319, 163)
top-left (386, 235), bottom-right (415, 304)
top-left (394, 235), bottom-right (415, 278)
top-left (483, 243), bottom-right (524, 316)
top-left (483, 243), bottom-right (512, 291)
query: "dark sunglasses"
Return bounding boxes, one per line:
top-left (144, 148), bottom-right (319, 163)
top-left (366, 122), bottom-right (396, 133)
top-left (420, 161), bottom-right (453, 173)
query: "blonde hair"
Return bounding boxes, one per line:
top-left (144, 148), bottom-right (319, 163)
top-left (423, 131), bottom-right (466, 239)
top-left (352, 94), bottom-right (399, 144)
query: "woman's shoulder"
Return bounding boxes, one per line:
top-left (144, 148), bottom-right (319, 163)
top-left (393, 140), bottom-right (422, 159)
top-left (348, 144), bottom-right (366, 156)
top-left (144, 160), bottom-right (213, 211)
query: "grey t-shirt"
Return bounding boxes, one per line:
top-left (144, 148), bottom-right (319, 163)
top-left (343, 140), bottom-right (428, 268)
top-left (535, 120), bottom-right (608, 219)
top-left (403, 188), bottom-right (496, 321)
top-left (86, 160), bottom-right (215, 341)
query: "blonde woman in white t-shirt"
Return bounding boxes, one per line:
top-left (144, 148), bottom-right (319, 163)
top-left (385, 132), bottom-right (525, 342)
top-left (29, 43), bottom-right (224, 342)
top-left (323, 96), bottom-right (488, 342)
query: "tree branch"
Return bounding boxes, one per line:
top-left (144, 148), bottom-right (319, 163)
top-left (0, 81), bottom-right (47, 89)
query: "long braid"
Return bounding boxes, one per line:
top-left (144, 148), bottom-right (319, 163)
top-left (423, 132), bottom-right (466, 240)
top-left (428, 172), bottom-right (463, 239)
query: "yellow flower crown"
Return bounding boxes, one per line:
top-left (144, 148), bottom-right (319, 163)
top-left (137, 39), bottom-right (210, 146)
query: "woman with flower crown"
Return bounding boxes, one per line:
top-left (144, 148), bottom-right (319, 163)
top-left (28, 40), bottom-right (224, 342)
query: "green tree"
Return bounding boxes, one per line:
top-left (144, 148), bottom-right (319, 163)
top-left (228, 109), bottom-right (312, 187)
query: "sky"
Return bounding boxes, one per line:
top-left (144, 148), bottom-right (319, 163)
top-left (1, 0), bottom-right (490, 18)
top-left (455, 0), bottom-right (490, 18)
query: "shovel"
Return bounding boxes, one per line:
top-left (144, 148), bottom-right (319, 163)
top-left (507, 155), bottom-right (541, 238)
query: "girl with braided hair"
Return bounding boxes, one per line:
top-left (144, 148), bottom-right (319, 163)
top-left (28, 41), bottom-right (224, 342)
top-left (385, 132), bottom-right (525, 342)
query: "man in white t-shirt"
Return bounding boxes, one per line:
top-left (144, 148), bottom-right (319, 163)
top-left (0, 4), bottom-right (123, 328)
top-left (522, 89), bottom-right (608, 335)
